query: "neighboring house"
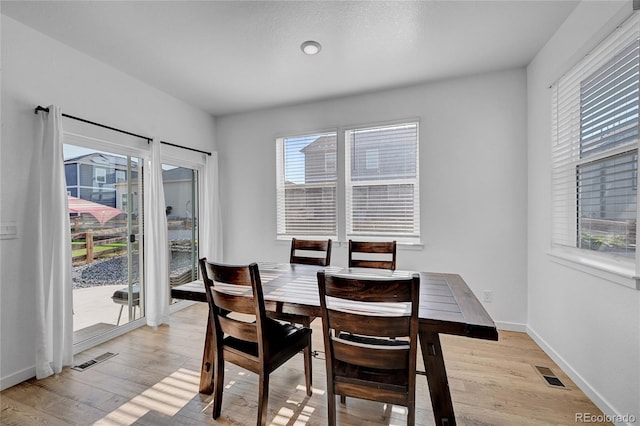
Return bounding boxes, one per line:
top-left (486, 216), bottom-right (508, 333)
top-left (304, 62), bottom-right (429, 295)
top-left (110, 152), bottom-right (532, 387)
top-left (348, 130), bottom-right (416, 181)
top-left (64, 154), bottom-right (195, 220)
top-left (162, 166), bottom-right (196, 220)
top-left (296, 129), bottom-right (417, 234)
top-left (64, 153), bottom-right (139, 210)
top-left (300, 135), bottom-right (336, 183)
top-left (300, 130), bottom-right (416, 181)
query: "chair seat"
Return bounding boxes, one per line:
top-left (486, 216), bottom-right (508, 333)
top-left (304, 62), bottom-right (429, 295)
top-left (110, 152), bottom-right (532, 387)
top-left (224, 318), bottom-right (311, 357)
top-left (263, 317), bottom-right (310, 341)
top-left (111, 285), bottom-right (140, 305)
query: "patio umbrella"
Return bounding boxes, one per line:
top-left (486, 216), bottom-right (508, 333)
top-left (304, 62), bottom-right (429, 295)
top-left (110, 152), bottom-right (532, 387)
top-left (67, 195), bottom-right (123, 225)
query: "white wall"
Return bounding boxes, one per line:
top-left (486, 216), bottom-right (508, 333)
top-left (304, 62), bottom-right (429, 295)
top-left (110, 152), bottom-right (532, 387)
top-left (0, 16), bottom-right (216, 390)
top-left (527, 1), bottom-right (640, 422)
top-left (216, 68), bottom-right (528, 330)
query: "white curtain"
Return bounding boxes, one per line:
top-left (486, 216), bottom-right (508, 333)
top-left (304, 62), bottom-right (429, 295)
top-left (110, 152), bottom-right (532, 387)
top-left (36, 105), bottom-right (74, 379)
top-left (200, 152), bottom-right (223, 262)
top-left (144, 139), bottom-right (170, 327)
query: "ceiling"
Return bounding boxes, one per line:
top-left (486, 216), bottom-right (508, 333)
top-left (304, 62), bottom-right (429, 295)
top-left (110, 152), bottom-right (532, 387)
top-left (1, 1), bottom-right (579, 117)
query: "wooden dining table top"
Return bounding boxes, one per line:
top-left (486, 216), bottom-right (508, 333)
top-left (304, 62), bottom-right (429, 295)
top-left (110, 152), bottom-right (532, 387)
top-left (171, 262), bottom-right (498, 341)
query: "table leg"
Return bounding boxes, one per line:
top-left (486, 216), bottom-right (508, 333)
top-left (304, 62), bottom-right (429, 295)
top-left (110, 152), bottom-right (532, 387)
top-left (199, 313), bottom-right (214, 394)
top-left (419, 329), bottom-right (456, 426)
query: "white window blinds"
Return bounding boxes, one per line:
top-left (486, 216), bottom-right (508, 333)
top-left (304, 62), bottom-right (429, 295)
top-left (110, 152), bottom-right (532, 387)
top-left (345, 123), bottom-right (420, 242)
top-left (276, 132), bottom-right (337, 238)
top-left (551, 13), bottom-right (639, 257)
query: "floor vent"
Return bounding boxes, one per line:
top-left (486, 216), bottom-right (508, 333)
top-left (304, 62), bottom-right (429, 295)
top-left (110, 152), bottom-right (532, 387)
top-left (72, 352), bottom-right (117, 372)
top-left (534, 365), bottom-right (566, 388)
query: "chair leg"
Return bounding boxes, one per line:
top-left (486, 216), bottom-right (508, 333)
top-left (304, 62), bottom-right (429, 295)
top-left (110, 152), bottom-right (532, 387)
top-left (303, 345), bottom-right (312, 396)
top-left (212, 352), bottom-right (225, 419)
top-left (407, 401), bottom-right (415, 426)
top-left (302, 317), bottom-right (312, 395)
top-left (340, 395), bottom-right (346, 404)
top-left (116, 305), bottom-right (123, 326)
top-left (257, 373), bottom-right (269, 426)
top-left (327, 392), bottom-right (337, 426)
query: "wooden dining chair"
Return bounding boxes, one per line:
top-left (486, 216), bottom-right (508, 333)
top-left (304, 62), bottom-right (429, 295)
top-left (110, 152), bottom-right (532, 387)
top-left (199, 258), bottom-right (313, 426)
top-left (289, 237), bottom-right (332, 266)
top-left (269, 238), bottom-right (332, 377)
top-left (317, 271), bottom-right (420, 426)
top-left (348, 240), bottom-right (397, 270)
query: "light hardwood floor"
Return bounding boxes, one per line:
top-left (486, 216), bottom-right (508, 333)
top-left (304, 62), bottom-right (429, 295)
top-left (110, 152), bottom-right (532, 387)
top-left (1, 303), bottom-right (611, 425)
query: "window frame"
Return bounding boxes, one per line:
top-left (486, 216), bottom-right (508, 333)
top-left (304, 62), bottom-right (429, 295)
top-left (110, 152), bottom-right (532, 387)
top-left (275, 121), bottom-right (421, 245)
top-left (344, 122), bottom-right (421, 244)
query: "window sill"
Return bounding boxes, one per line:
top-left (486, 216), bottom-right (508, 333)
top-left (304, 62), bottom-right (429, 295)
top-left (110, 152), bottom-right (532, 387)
top-left (332, 240), bottom-right (424, 249)
top-left (547, 248), bottom-right (640, 290)
top-left (276, 236), bottom-right (424, 246)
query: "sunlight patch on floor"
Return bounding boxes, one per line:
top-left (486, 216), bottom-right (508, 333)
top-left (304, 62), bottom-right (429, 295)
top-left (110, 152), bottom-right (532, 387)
top-left (269, 383), bottom-right (319, 426)
top-left (272, 407), bottom-right (298, 425)
top-left (390, 404), bottom-right (407, 415)
top-left (93, 368), bottom-right (199, 425)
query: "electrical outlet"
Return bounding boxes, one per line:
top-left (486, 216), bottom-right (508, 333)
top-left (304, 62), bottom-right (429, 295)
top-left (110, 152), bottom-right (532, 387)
top-left (483, 290), bottom-right (493, 303)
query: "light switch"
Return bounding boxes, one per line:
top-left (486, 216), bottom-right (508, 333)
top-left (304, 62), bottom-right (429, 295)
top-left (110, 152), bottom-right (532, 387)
top-left (0, 222), bottom-right (18, 239)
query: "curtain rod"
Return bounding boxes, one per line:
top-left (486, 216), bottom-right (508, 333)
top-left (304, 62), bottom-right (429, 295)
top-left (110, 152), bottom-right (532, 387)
top-left (159, 140), bottom-right (212, 156)
top-left (34, 105), bottom-right (212, 156)
top-left (34, 105), bottom-right (151, 142)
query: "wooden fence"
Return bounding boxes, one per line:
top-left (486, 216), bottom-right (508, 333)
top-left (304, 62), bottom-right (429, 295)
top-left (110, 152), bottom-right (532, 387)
top-left (72, 227), bottom-right (128, 265)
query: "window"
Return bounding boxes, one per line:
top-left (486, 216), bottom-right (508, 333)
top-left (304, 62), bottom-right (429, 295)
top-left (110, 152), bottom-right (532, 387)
top-left (276, 122), bottom-right (420, 242)
top-left (325, 152), bottom-right (336, 172)
top-left (551, 14), bottom-right (639, 261)
top-left (346, 123), bottom-right (420, 242)
top-left (276, 132), bottom-right (338, 238)
top-left (94, 167), bottom-right (107, 184)
top-left (365, 149), bottom-right (379, 170)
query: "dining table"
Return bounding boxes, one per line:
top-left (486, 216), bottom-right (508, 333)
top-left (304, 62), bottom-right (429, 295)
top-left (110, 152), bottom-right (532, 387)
top-left (171, 262), bottom-right (498, 426)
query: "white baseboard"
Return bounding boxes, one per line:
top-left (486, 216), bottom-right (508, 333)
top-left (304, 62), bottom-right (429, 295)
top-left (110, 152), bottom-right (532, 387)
top-left (495, 320), bottom-right (527, 332)
top-left (526, 325), bottom-right (635, 426)
top-left (0, 366), bottom-right (35, 392)
top-left (169, 299), bottom-right (196, 313)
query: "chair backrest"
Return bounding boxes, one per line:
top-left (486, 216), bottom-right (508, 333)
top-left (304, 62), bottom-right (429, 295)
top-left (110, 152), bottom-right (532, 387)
top-left (317, 271), bottom-right (420, 406)
top-left (290, 238), bottom-right (332, 266)
top-left (198, 258), bottom-right (270, 356)
top-left (348, 240), bottom-right (396, 270)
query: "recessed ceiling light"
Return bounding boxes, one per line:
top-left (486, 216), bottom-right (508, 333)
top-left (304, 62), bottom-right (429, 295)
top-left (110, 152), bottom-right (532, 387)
top-left (301, 40), bottom-right (321, 55)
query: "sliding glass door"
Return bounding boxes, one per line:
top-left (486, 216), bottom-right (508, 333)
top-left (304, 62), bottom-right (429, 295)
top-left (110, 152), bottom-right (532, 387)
top-left (64, 143), bottom-right (144, 343)
top-left (63, 131), bottom-right (202, 347)
top-left (162, 163), bottom-right (199, 303)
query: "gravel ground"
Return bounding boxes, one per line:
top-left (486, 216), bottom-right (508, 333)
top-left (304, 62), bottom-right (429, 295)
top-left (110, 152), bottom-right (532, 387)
top-left (73, 251), bottom-right (195, 289)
